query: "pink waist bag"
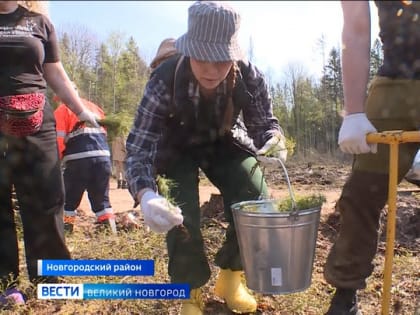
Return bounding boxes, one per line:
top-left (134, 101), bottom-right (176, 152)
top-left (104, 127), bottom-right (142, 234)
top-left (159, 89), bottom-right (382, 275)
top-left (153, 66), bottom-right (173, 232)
top-left (0, 93), bottom-right (45, 137)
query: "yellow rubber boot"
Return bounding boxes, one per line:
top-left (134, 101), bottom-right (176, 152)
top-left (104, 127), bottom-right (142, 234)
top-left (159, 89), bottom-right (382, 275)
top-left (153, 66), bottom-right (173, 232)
top-left (181, 288), bottom-right (204, 315)
top-left (214, 269), bottom-right (257, 313)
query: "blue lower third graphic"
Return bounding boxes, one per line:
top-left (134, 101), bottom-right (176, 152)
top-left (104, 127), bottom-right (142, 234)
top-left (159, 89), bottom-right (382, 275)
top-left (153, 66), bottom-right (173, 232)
top-left (37, 259), bottom-right (154, 276)
top-left (38, 283), bottom-right (190, 300)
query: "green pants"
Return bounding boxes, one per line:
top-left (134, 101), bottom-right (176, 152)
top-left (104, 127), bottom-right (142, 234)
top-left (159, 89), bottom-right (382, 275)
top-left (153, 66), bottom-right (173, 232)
top-left (324, 77), bottom-right (420, 289)
top-left (160, 141), bottom-right (268, 288)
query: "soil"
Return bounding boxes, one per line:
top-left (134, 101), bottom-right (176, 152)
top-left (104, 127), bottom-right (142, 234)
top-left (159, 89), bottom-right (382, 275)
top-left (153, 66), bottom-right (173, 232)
top-left (78, 162), bottom-right (347, 221)
top-left (78, 161), bottom-right (419, 251)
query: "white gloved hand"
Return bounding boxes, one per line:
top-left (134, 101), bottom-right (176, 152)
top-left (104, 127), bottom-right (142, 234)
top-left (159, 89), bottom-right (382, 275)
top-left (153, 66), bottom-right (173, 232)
top-left (256, 134), bottom-right (287, 163)
top-left (139, 190), bottom-right (183, 233)
top-left (77, 110), bottom-right (100, 128)
top-left (338, 113), bottom-right (377, 154)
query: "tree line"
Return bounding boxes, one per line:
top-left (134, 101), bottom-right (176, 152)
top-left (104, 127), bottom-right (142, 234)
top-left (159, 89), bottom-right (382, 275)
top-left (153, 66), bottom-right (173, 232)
top-left (53, 24), bottom-right (384, 158)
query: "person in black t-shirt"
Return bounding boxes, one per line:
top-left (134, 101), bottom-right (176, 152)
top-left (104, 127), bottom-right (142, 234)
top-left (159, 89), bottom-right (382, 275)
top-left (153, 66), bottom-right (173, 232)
top-left (0, 0), bottom-right (99, 306)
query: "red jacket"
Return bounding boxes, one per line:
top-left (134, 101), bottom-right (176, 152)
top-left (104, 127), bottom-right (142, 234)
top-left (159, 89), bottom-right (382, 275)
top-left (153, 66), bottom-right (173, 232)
top-left (54, 98), bottom-right (109, 160)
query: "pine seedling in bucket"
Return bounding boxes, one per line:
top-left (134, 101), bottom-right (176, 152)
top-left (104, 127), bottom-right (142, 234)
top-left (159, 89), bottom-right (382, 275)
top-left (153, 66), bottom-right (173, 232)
top-left (232, 157), bottom-right (326, 294)
top-left (232, 195), bottom-right (326, 294)
top-left (276, 194), bottom-right (326, 213)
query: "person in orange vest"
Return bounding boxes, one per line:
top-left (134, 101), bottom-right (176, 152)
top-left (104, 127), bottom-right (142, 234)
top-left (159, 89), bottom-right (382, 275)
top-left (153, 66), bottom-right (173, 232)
top-left (54, 83), bottom-right (116, 234)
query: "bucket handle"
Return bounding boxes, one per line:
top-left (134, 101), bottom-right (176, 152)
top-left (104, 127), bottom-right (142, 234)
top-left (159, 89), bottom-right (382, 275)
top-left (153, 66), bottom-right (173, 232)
top-left (256, 156), bottom-right (298, 215)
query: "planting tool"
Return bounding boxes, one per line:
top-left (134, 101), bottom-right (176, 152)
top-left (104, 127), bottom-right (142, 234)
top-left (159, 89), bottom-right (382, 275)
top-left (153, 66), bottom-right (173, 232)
top-left (366, 130), bottom-right (420, 315)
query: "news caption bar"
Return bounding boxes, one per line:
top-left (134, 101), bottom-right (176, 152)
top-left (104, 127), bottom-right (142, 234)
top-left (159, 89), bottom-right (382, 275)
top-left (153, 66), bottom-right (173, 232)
top-left (38, 283), bottom-right (190, 300)
top-left (37, 259), bottom-right (154, 276)
top-left (37, 260), bottom-right (190, 300)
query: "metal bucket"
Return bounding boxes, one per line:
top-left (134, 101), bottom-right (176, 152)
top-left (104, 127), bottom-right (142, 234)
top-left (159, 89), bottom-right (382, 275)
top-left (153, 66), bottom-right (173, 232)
top-left (232, 200), bottom-right (321, 294)
top-left (231, 156), bottom-right (322, 294)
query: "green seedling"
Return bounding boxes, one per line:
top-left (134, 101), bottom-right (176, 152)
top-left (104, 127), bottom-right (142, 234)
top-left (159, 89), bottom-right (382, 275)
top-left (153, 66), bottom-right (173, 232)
top-left (240, 194), bottom-right (325, 213)
top-left (276, 194), bottom-right (326, 212)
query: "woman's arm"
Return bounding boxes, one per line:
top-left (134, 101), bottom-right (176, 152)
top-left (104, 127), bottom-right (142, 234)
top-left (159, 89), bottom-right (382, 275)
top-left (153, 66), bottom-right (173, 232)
top-left (44, 62), bottom-right (99, 126)
top-left (341, 1), bottom-right (371, 114)
top-left (241, 62), bottom-right (283, 149)
top-left (43, 61), bottom-right (85, 115)
top-left (125, 75), bottom-right (171, 201)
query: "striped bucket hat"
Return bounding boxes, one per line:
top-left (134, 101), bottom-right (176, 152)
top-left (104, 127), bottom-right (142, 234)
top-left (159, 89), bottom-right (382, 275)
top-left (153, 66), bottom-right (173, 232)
top-left (175, 1), bottom-right (243, 62)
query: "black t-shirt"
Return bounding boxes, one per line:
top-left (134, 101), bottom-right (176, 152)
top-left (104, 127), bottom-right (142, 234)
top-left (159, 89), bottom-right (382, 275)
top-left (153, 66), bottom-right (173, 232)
top-left (375, 1), bottom-right (420, 79)
top-left (0, 5), bottom-right (59, 96)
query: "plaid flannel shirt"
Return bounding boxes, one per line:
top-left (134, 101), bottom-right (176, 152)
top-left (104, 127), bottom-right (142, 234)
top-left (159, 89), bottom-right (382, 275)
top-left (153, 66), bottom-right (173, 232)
top-left (126, 61), bottom-right (282, 199)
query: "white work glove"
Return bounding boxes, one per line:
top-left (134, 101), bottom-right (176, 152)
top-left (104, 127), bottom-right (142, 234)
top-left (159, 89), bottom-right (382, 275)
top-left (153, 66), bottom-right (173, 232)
top-left (256, 134), bottom-right (287, 163)
top-left (338, 113), bottom-right (377, 154)
top-left (139, 190), bottom-right (183, 233)
top-left (77, 109), bottom-right (100, 128)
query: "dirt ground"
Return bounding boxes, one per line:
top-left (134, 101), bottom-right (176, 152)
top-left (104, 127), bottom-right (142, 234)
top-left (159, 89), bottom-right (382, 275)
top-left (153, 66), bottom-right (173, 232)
top-left (77, 160), bottom-right (419, 254)
top-left (76, 160), bottom-right (359, 252)
top-left (78, 164), bottom-right (344, 217)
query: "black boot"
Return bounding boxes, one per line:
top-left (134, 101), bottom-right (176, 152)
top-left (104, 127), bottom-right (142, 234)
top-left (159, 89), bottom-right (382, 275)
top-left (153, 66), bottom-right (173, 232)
top-left (325, 288), bottom-right (361, 315)
top-left (117, 180), bottom-right (122, 189)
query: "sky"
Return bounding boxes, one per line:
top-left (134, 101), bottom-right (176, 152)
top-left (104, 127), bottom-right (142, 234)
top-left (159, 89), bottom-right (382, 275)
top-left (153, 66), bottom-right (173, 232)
top-left (49, 1), bottom-right (380, 84)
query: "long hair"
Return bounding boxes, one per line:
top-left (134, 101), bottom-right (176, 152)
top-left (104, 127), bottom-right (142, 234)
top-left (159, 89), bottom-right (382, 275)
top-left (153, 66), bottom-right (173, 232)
top-left (18, 1), bottom-right (49, 16)
top-left (220, 62), bottom-right (238, 135)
